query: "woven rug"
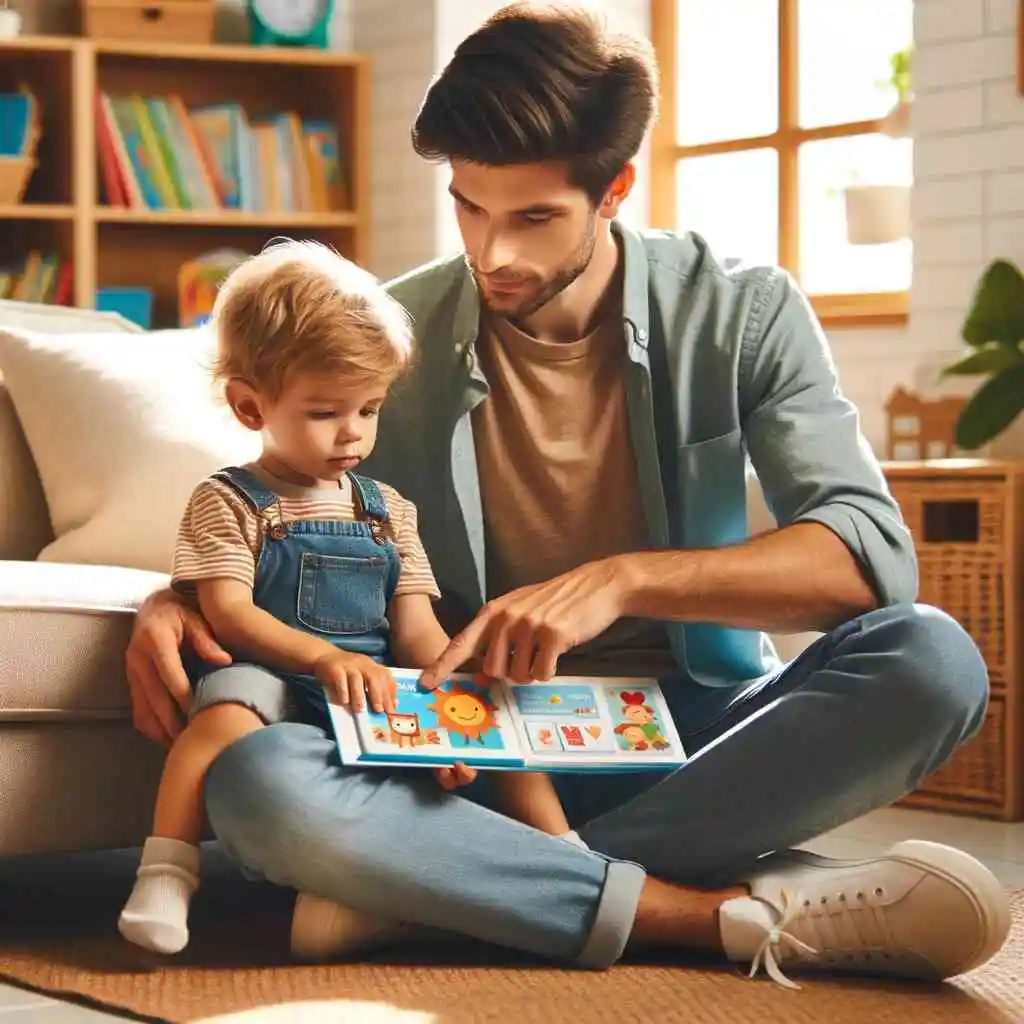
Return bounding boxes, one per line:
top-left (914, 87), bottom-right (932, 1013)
top-left (0, 847), bottom-right (1022, 1024)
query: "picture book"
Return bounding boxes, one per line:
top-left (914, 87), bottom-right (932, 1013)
top-left (328, 669), bottom-right (687, 773)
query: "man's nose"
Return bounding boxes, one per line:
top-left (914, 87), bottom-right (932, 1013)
top-left (475, 228), bottom-right (515, 274)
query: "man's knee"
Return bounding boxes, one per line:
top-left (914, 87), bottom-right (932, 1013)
top-left (860, 603), bottom-right (988, 733)
top-left (204, 723), bottom-right (329, 864)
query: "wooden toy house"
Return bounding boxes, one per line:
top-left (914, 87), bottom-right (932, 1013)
top-left (885, 386), bottom-right (966, 461)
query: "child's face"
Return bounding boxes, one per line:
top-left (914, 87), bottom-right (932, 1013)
top-left (258, 373), bottom-right (389, 485)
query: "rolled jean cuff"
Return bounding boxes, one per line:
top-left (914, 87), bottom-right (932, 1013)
top-left (573, 858), bottom-right (647, 969)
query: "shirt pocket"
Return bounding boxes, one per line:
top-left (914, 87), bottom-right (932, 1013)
top-left (296, 552), bottom-right (388, 635)
top-left (675, 427), bottom-right (747, 549)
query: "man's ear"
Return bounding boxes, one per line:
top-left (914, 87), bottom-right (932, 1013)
top-left (599, 163), bottom-right (636, 219)
top-left (225, 378), bottom-right (265, 431)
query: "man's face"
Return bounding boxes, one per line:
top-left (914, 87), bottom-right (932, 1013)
top-left (450, 160), bottom-right (600, 320)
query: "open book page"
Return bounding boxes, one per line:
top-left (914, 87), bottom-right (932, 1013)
top-left (331, 669), bottom-right (528, 768)
top-left (329, 669), bottom-right (687, 772)
top-left (502, 676), bottom-right (686, 768)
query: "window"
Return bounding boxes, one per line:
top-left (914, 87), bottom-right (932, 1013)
top-left (650, 0), bottom-right (913, 327)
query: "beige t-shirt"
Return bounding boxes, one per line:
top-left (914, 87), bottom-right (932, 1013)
top-left (471, 311), bottom-right (676, 677)
top-left (171, 463), bottom-right (440, 600)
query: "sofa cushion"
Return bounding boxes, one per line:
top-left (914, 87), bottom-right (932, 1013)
top-left (0, 301), bottom-right (141, 562)
top-left (0, 560), bottom-right (169, 715)
top-left (0, 325), bottom-right (260, 573)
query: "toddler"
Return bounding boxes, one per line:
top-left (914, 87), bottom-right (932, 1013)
top-left (117, 240), bottom-right (582, 959)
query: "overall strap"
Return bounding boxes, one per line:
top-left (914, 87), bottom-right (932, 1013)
top-left (349, 473), bottom-right (390, 523)
top-left (210, 466), bottom-right (280, 514)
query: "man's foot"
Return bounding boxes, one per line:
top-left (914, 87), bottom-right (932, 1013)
top-left (290, 892), bottom-right (410, 962)
top-left (719, 839), bottom-right (1011, 988)
top-left (118, 837), bottom-right (200, 955)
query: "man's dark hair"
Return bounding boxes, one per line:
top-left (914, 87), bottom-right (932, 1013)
top-left (411, 2), bottom-right (658, 204)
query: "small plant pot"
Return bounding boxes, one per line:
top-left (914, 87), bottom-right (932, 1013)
top-left (843, 184), bottom-right (910, 245)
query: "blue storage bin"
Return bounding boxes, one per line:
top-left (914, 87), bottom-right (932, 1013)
top-left (96, 287), bottom-right (154, 329)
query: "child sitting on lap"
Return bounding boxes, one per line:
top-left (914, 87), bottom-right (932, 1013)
top-left (117, 240), bottom-right (583, 959)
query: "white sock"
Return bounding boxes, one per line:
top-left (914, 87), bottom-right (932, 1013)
top-left (291, 892), bottom-right (408, 963)
top-left (718, 895), bottom-right (779, 962)
top-left (560, 830), bottom-right (589, 849)
top-left (118, 836), bottom-right (200, 955)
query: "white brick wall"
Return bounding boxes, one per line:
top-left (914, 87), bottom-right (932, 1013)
top-left (900, 0), bottom-right (1024, 448)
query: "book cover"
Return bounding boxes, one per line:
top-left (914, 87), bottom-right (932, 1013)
top-left (329, 669), bottom-right (687, 773)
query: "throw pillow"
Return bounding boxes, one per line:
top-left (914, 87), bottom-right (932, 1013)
top-left (0, 325), bottom-right (261, 573)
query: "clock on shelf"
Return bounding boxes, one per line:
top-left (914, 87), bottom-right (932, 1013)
top-left (247, 0), bottom-right (333, 48)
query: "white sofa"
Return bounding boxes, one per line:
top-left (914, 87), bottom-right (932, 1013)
top-left (0, 298), bottom-right (817, 857)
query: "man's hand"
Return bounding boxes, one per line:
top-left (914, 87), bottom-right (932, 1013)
top-left (314, 649), bottom-right (397, 714)
top-left (420, 558), bottom-right (628, 687)
top-left (125, 588), bottom-right (232, 747)
top-left (431, 762), bottom-right (478, 791)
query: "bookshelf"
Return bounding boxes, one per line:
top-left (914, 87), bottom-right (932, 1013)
top-left (0, 35), bottom-right (370, 327)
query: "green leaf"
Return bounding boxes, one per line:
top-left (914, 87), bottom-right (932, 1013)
top-left (942, 344), bottom-right (1024, 376)
top-left (962, 259), bottom-right (1024, 348)
top-left (955, 363), bottom-right (1024, 449)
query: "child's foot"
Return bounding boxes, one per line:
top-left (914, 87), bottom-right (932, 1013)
top-left (118, 836), bottom-right (200, 954)
top-left (290, 892), bottom-right (409, 962)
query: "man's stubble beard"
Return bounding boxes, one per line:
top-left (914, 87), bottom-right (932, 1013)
top-left (470, 210), bottom-right (598, 322)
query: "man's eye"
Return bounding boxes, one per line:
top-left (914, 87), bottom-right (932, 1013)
top-left (522, 213), bottom-right (554, 225)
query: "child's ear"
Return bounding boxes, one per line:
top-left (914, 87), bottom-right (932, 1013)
top-left (225, 378), bottom-right (265, 431)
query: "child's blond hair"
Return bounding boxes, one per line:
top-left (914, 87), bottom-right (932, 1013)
top-left (210, 239), bottom-right (413, 399)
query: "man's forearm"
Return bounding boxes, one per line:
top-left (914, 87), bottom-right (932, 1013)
top-left (618, 522), bottom-right (879, 633)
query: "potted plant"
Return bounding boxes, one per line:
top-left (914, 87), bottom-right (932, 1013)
top-left (940, 258), bottom-right (1024, 452)
top-left (844, 45), bottom-right (913, 245)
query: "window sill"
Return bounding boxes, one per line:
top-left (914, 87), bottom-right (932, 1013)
top-left (812, 291), bottom-right (909, 330)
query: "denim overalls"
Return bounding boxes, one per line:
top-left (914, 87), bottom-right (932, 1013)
top-left (188, 465), bottom-right (402, 725)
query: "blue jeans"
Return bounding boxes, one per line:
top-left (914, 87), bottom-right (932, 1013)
top-left (203, 604), bottom-right (988, 969)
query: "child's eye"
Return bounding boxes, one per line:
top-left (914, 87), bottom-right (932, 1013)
top-left (361, 406), bottom-right (381, 418)
top-left (308, 410), bottom-right (336, 420)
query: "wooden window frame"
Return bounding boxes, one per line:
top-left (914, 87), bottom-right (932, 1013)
top-left (649, 0), bottom-right (909, 329)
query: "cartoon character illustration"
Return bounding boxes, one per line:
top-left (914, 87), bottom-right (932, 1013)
top-left (619, 690), bottom-right (670, 748)
top-left (615, 722), bottom-right (658, 751)
top-left (428, 682), bottom-right (500, 746)
top-left (372, 712), bottom-right (440, 748)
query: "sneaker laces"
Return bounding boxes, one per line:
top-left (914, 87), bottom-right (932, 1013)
top-left (748, 884), bottom-right (897, 989)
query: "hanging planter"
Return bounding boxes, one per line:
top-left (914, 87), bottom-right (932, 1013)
top-left (844, 183), bottom-right (911, 244)
top-left (842, 45), bottom-right (913, 246)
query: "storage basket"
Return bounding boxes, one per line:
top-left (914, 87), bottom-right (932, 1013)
top-left (884, 463), bottom-right (1022, 820)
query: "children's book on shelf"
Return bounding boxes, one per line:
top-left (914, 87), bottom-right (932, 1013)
top-left (329, 669), bottom-right (687, 773)
top-left (95, 89), bottom-right (348, 214)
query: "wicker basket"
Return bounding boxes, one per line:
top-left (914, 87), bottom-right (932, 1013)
top-left (0, 156), bottom-right (36, 205)
top-left (884, 462), bottom-right (1023, 820)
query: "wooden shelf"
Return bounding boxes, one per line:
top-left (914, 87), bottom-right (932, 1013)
top-left (0, 204), bottom-right (75, 221)
top-left (0, 38), bottom-right (370, 322)
top-left (95, 208), bottom-right (358, 228)
top-left (92, 39), bottom-right (368, 67)
top-left (0, 35), bottom-right (79, 53)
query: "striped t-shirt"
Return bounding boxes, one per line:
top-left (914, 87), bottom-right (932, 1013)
top-left (171, 463), bottom-right (440, 600)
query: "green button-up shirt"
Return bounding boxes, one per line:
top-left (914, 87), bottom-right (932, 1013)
top-left (363, 222), bottom-right (916, 689)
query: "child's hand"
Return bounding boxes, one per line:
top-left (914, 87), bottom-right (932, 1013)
top-left (432, 763), bottom-right (478, 791)
top-left (313, 650), bottom-right (397, 714)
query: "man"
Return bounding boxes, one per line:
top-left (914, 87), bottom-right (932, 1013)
top-left (125, 2), bottom-right (1010, 986)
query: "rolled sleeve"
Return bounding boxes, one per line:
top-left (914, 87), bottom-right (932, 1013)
top-left (739, 269), bottom-right (918, 607)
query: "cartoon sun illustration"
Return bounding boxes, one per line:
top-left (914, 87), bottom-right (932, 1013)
top-left (549, 695), bottom-right (562, 705)
top-left (429, 683), bottom-right (499, 744)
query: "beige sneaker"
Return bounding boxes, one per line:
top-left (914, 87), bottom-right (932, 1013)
top-left (720, 840), bottom-right (1011, 988)
top-left (290, 893), bottom-right (409, 963)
